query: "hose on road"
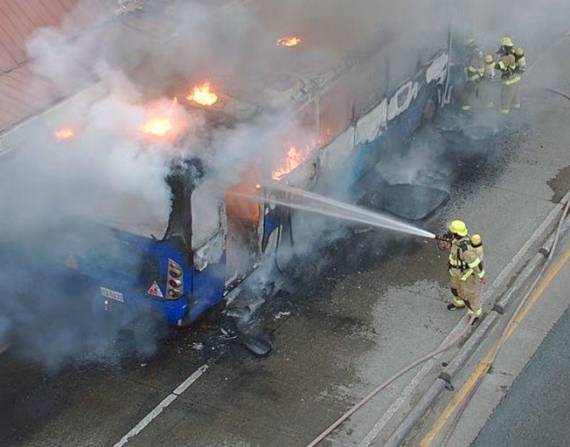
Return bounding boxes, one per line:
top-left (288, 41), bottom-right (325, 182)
top-left (306, 314), bottom-right (476, 447)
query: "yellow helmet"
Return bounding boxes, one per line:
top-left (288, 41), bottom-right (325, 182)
top-left (484, 54), bottom-right (494, 64)
top-left (448, 220), bottom-right (469, 237)
top-left (471, 233), bottom-right (482, 247)
top-left (501, 36), bottom-right (514, 47)
top-left (466, 38), bottom-right (477, 47)
top-left (515, 47), bottom-right (524, 57)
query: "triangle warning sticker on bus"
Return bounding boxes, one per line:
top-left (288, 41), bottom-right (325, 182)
top-left (147, 281), bottom-right (164, 298)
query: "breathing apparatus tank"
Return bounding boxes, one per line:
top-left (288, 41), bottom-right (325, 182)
top-left (470, 233), bottom-right (484, 259)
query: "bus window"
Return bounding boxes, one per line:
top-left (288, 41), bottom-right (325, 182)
top-left (317, 78), bottom-right (352, 146)
top-left (299, 100), bottom-right (317, 134)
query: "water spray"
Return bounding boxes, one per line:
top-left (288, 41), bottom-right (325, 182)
top-left (243, 182), bottom-right (436, 239)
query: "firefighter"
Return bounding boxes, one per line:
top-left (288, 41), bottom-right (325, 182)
top-left (436, 220), bottom-right (485, 320)
top-left (480, 54), bottom-right (497, 108)
top-left (496, 52), bottom-right (520, 114)
top-left (460, 39), bottom-right (485, 111)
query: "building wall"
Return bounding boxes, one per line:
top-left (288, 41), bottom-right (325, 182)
top-left (0, 0), bottom-right (79, 73)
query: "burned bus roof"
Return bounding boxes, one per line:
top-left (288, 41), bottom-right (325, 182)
top-left (114, 0), bottom-right (389, 119)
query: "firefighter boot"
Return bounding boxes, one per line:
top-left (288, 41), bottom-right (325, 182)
top-left (447, 288), bottom-right (465, 311)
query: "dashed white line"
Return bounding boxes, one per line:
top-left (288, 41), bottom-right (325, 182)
top-left (172, 364), bottom-right (209, 395)
top-left (113, 364), bottom-right (209, 447)
top-left (357, 320), bottom-right (466, 447)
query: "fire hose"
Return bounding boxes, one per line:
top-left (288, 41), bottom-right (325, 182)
top-left (307, 198), bottom-right (570, 447)
top-left (438, 197), bottom-right (570, 447)
top-left (306, 314), bottom-right (476, 447)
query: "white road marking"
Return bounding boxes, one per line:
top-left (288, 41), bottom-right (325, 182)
top-left (172, 364), bottom-right (209, 395)
top-left (113, 364), bottom-right (209, 447)
top-left (357, 321), bottom-right (464, 447)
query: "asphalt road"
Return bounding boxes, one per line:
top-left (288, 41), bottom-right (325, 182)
top-left (473, 270), bottom-right (570, 447)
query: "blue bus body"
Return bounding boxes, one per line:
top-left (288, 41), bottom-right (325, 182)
top-left (64, 51), bottom-right (449, 327)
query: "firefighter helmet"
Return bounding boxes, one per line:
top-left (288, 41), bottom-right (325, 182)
top-left (448, 220), bottom-right (469, 237)
top-left (515, 47), bottom-right (524, 57)
top-left (500, 36), bottom-right (514, 47)
top-left (484, 54), bottom-right (494, 64)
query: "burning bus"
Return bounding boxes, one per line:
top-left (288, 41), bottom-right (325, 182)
top-left (1, 0), bottom-right (452, 330)
top-left (85, 53), bottom-right (448, 327)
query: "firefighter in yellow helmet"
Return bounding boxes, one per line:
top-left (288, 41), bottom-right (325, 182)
top-left (495, 36), bottom-right (526, 113)
top-left (460, 39), bottom-right (485, 112)
top-left (436, 220), bottom-right (485, 320)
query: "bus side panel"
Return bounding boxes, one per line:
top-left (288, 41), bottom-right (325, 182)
top-left (350, 76), bottom-right (438, 184)
top-left (188, 257), bottom-right (226, 322)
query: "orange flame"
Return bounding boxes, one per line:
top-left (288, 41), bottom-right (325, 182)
top-left (187, 82), bottom-right (218, 106)
top-left (141, 118), bottom-right (173, 136)
top-left (277, 36), bottom-right (302, 47)
top-left (272, 145), bottom-right (309, 180)
top-left (54, 127), bottom-right (75, 141)
top-left (140, 98), bottom-right (187, 143)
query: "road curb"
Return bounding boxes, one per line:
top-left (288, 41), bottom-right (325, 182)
top-left (381, 190), bottom-right (570, 447)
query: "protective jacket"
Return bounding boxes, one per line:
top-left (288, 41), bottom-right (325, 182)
top-left (496, 54), bottom-right (520, 85)
top-left (483, 59), bottom-right (496, 79)
top-left (464, 48), bottom-right (485, 82)
top-left (448, 237), bottom-right (485, 281)
top-left (514, 48), bottom-right (527, 73)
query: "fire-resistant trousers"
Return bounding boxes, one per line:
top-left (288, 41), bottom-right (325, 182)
top-left (500, 81), bottom-right (521, 113)
top-left (460, 81), bottom-right (479, 111)
top-left (479, 80), bottom-right (500, 108)
top-left (450, 274), bottom-right (482, 314)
